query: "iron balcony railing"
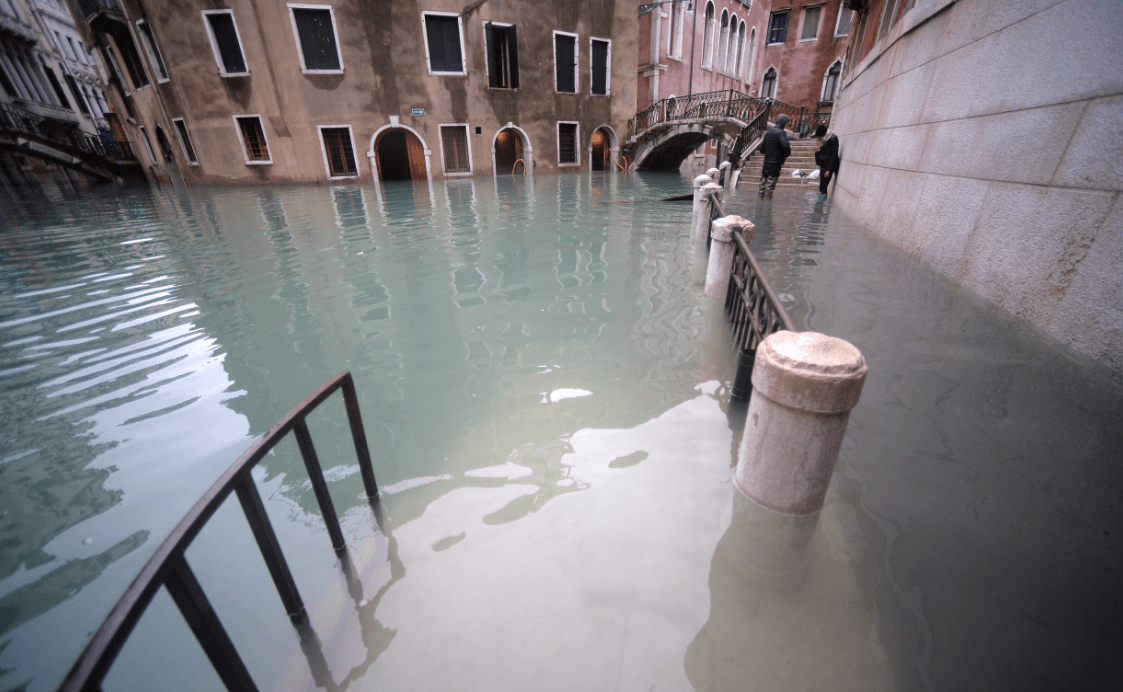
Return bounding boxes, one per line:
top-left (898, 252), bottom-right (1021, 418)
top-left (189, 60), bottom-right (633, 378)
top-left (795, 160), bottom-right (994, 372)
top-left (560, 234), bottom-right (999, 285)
top-left (58, 372), bottom-right (381, 692)
top-left (0, 103), bottom-right (136, 163)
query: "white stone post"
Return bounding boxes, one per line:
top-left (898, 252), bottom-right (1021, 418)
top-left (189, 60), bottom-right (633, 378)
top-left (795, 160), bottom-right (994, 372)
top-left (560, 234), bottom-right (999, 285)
top-left (735, 331), bottom-right (867, 515)
top-left (693, 182), bottom-right (723, 240)
top-left (705, 215), bottom-right (753, 298)
top-left (719, 161), bottom-right (732, 190)
top-left (690, 174), bottom-right (713, 240)
top-left (706, 167), bottom-right (722, 185)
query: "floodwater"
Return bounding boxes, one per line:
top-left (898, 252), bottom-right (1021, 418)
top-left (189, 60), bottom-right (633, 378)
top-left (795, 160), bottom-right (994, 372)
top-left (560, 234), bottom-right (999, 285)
top-left (0, 175), bottom-right (1120, 692)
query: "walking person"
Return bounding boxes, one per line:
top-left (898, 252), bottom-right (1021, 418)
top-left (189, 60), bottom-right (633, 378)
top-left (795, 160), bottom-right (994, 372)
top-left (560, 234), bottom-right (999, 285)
top-left (814, 123), bottom-right (839, 201)
top-left (757, 114), bottom-right (791, 198)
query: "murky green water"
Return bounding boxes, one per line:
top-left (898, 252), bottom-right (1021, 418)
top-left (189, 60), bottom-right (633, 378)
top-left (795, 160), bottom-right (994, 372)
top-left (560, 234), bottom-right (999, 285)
top-left (1, 177), bottom-right (1120, 691)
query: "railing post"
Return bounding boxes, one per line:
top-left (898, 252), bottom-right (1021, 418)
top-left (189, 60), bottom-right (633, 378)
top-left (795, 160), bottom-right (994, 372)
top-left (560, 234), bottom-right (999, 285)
top-left (690, 174), bottom-right (713, 240)
top-left (705, 215), bottom-right (753, 298)
top-left (735, 331), bottom-right (868, 515)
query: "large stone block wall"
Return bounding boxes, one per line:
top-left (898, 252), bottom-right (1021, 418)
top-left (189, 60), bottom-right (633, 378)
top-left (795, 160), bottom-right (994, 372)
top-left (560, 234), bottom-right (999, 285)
top-left (831, 0), bottom-right (1123, 375)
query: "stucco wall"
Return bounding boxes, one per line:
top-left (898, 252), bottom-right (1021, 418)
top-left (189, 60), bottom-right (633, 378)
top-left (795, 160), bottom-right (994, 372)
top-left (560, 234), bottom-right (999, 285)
top-left (830, 0), bottom-right (1123, 374)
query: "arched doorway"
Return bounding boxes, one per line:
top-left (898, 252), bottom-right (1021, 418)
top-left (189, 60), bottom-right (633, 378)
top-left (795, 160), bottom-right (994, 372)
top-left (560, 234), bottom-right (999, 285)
top-left (493, 128), bottom-right (524, 174)
top-left (590, 126), bottom-right (617, 171)
top-left (375, 128), bottom-right (427, 181)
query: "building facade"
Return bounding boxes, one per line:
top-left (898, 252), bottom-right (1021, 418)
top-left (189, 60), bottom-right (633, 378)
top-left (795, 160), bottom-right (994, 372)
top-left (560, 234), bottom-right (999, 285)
top-left (830, 0), bottom-right (1123, 375)
top-left (64, 0), bottom-right (638, 185)
top-left (1, 0), bottom-right (114, 194)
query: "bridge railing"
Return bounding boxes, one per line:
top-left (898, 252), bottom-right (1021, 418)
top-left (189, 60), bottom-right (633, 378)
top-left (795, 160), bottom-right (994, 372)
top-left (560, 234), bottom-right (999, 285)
top-left (0, 103), bottom-right (136, 165)
top-left (628, 89), bottom-right (761, 139)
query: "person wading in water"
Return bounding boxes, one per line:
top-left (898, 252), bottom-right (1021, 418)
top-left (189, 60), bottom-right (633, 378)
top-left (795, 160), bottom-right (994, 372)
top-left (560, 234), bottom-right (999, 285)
top-left (814, 123), bottom-right (840, 201)
top-left (758, 113), bottom-right (791, 198)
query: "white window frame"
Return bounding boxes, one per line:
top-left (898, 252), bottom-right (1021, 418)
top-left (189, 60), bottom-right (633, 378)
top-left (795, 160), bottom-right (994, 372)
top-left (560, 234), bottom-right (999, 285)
top-left (726, 13), bottom-right (739, 75)
top-left (701, 2), bottom-right (715, 70)
top-left (201, 9), bottom-right (250, 77)
top-left (137, 124), bottom-right (156, 163)
top-left (556, 120), bottom-right (580, 167)
top-left (421, 11), bottom-right (467, 76)
top-left (171, 118), bottom-right (199, 165)
top-left (481, 19), bottom-right (515, 88)
top-left (670, 2), bottom-right (685, 60)
top-left (745, 27), bottom-right (756, 84)
top-left (820, 58), bottom-right (843, 103)
top-left (232, 114), bottom-right (272, 165)
top-left (438, 123), bottom-right (473, 176)
top-left (717, 9), bottom-right (729, 75)
top-left (316, 124), bottom-right (359, 179)
top-left (552, 29), bottom-right (578, 94)
top-left (766, 10), bottom-right (789, 45)
top-left (798, 4), bottom-right (824, 42)
top-left (589, 36), bottom-right (610, 97)
top-left (134, 19), bottom-right (169, 83)
top-left (835, 5), bottom-right (855, 37)
top-left (760, 65), bottom-right (779, 100)
top-left (287, 3), bottom-right (344, 74)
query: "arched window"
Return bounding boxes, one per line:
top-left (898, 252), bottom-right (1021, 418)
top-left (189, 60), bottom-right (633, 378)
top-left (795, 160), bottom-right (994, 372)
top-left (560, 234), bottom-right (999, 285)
top-left (726, 14), bottom-right (739, 75)
top-left (701, 3), bottom-right (715, 69)
top-left (821, 60), bottom-right (842, 102)
top-left (718, 10), bottom-right (730, 75)
top-left (761, 66), bottom-right (777, 99)
top-left (734, 21), bottom-right (747, 78)
top-left (745, 28), bottom-right (756, 85)
top-left (671, 2), bottom-right (685, 59)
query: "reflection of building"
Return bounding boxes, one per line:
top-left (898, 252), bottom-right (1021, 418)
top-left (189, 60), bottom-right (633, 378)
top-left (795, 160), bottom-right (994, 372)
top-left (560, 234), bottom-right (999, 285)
top-left (830, 0), bottom-right (1123, 375)
top-left (62, 0), bottom-right (638, 185)
top-left (0, 0), bottom-right (117, 194)
top-left (636, 0), bottom-right (851, 171)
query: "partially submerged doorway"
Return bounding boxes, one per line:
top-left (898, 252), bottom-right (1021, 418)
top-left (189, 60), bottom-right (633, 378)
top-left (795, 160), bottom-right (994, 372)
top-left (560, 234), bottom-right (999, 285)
top-left (591, 127), bottom-right (614, 171)
top-left (376, 128), bottom-right (427, 181)
top-left (493, 127), bottom-right (526, 175)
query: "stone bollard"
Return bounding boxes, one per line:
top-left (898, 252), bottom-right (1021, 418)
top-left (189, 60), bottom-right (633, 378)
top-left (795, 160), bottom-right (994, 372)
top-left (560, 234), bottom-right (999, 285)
top-left (719, 162), bottom-right (732, 190)
top-left (705, 215), bottom-right (753, 298)
top-left (730, 169), bottom-right (741, 190)
top-left (735, 331), bottom-right (867, 515)
top-left (693, 183), bottom-right (724, 241)
top-left (690, 174), bottom-right (713, 240)
top-left (706, 167), bottom-right (722, 185)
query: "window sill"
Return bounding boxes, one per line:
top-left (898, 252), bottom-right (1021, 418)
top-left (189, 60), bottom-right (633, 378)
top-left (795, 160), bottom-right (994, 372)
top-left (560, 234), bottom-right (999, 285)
top-left (486, 86), bottom-right (518, 92)
top-left (156, 78), bottom-right (170, 84)
top-left (427, 70), bottom-right (467, 77)
top-left (244, 160), bottom-right (272, 166)
top-left (798, 37), bottom-right (817, 43)
top-left (187, 162), bottom-right (199, 166)
top-left (557, 162), bottom-right (579, 167)
top-left (328, 174), bottom-right (358, 180)
top-left (667, 55), bottom-right (682, 63)
top-left (444, 171), bottom-right (472, 177)
top-left (555, 90), bottom-right (578, 95)
top-left (220, 72), bottom-right (251, 78)
top-left (302, 69), bottom-right (344, 75)
top-left (590, 92), bottom-right (610, 97)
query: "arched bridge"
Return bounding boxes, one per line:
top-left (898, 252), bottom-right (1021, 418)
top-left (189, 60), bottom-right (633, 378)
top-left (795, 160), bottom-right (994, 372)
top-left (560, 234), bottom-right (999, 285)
top-left (623, 90), bottom-right (815, 172)
top-left (0, 104), bottom-right (139, 183)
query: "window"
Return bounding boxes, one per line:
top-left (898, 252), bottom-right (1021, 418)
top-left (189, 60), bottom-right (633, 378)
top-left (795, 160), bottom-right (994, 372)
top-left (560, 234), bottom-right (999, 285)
top-left (104, 46), bottom-right (129, 94)
top-left (557, 122), bottom-right (578, 165)
top-left (553, 31), bottom-right (576, 93)
top-left (669, 2), bottom-right (684, 60)
top-left (423, 12), bottom-right (464, 74)
top-left (878, 0), bottom-right (901, 40)
top-left (745, 28), bottom-right (756, 83)
top-left (288, 5), bottom-right (342, 73)
top-left (173, 118), bottom-right (198, 164)
top-left (761, 67), bottom-right (777, 99)
top-left (136, 20), bottom-right (168, 82)
top-left (64, 73), bottom-right (89, 114)
top-left (725, 14), bottom-right (739, 74)
top-left (733, 22), bottom-right (746, 78)
top-left (717, 10), bottom-right (729, 74)
top-left (319, 125), bottom-right (357, 177)
top-left (203, 10), bottom-right (248, 76)
top-left (138, 125), bottom-right (156, 162)
top-left (43, 66), bottom-right (71, 108)
top-left (800, 5), bottom-right (821, 41)
top-left (439, 124), bottom-right (471, 174)
top-left (821, 60), bottom-right (841, 102)
top-left (234, 115), bottom-right (271, 164)
top-left (590, 38), bottom-right (609, 95)
top-left (484, 22), bottom-right (518, 89)
top-left (835, 6), bottom-right (854, 36)
top-left (66, 37), bottom-right (81, 63)
top-left (768, 11), bottom-right (789, 44)
top-left (701, 2), bottom-right (714, 68)
top-left (114, 30), bottom-right (149, 88)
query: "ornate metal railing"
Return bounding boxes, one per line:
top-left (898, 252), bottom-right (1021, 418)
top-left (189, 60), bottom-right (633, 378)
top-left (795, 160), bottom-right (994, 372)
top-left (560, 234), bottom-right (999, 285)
top-left (0, 103), bottom-right (136, 164)
top-left (58, 372), bottom-right (381, 692)
top-left (628, 89), bottom-right (765, 139)
top-left (727, 105), bottom-right (771, 167)
top-left (808, 111), bottom-right (832, 133)
top-left (765, 98), bottom-right (810, 137)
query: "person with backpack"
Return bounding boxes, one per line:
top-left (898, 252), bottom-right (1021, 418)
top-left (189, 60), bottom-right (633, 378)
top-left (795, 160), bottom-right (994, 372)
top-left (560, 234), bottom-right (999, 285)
top-left (757, 114), bottom-right (791, 198)
top-left (814, 123), bottom-right (840, 201)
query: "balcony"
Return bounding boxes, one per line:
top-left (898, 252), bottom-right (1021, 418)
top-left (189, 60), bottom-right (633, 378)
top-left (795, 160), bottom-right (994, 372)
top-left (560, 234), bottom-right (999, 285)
top-left (0, 11), bottom-right (37, 44)
top-left (77, 0), bottom-right (127, 34)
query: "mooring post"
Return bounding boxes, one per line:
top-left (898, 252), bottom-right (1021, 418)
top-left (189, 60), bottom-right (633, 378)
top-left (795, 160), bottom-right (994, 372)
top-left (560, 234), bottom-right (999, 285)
top-left (706, 166), bottom-right (722, 186)
top-left (735, 331), bottom-right (867, 515)
top-left (695, 182), bottom-right (723, 241)
top-left (719, 161), bottom-right (732, 191)
top-left (705, 215), bottom-right (753, 298)
top-left (690, 174), bottom-right (713, 240)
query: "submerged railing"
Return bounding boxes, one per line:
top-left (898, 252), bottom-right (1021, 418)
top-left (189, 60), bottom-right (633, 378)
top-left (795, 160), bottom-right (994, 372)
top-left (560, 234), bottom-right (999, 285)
top-left (58, 372), bottom-right (380, 692)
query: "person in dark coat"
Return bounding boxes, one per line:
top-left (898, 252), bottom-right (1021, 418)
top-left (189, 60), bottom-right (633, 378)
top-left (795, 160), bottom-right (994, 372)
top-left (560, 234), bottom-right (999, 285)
top-left (757, 113), bottom-right (791, 198)
top-left (814, 123), bottom-right (840, 200)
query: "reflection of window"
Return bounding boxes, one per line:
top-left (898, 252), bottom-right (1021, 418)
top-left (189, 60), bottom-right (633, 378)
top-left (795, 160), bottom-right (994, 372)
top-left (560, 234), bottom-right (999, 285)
top-left (423, 13), bottom-right (464, 74)
top-left (554, 31), bottom-right (577, 93)
top-left (440, 124), bottom-right (471, 174)
top-left (173, 118), bottom-right (198, 164)
top-left (136, 20), bottom-right (168, 82)
top-left (761, 67), bottom-right (777, 99)
top-left (590, 38), bottom-right (609, 95)
top-left (203, 10), bottom-right (248, 76)
top-left (800, 6), bottom-right (821, 40)
top-left (768, 11), bottom-right (789, 44)
top-left (557, 122), bottom-right (578, 165)
top-left (288, 4), bottom-right (342, 73)
top-left (836, 6), bottom-right (855, 36)
top-left (821, 61), bottom-right (842, 102)
top-left (234, 115), bottom-right (271, 164)
top-left (484, 22), bottom-right (518, 88)
top-left (320, 125), bottom-right (358, 177)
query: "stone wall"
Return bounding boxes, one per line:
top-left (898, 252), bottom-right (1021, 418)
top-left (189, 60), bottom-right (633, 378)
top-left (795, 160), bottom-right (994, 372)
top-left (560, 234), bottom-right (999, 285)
top-left (830, 0), bottom-right (1123, 374)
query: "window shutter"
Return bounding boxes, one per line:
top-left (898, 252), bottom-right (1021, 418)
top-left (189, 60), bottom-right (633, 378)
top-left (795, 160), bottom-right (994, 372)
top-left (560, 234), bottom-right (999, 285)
top-left (442, 20), bottom-right (462, 72)
top-left (507, 25), bottom-right (519, 88)
top-left (591, 40), bottom-right (608, 95)
top-left (425, 17), bottom-right (447, 71)
top-left (555, 35), bottom-right (574, 92)
top-left (485, 23), bottom-right (499, 87)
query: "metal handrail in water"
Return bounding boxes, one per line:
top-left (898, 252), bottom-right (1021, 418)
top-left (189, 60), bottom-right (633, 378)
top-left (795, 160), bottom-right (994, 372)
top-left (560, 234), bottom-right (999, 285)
top-left (58, 372), bottom-right (380, 692)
